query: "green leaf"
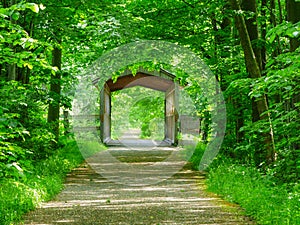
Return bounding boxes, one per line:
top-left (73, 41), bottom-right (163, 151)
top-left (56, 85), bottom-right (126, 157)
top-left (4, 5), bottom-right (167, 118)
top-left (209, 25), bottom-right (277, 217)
top-left (23, 63), bottom-right (33, 70)
top-left (0, 8), bottom-right (8, 17)
top-left (284, 86), bottom-right (292, 91)
top-left (11, 12), bottom-right (20, 21)
top-left (39, 4), bottom-right (46, 10)
top-left (269, 33), bottom-right (276, 43)
top-left (292, 31), bottom-right (299, 38)
top-left (26, 3), bottom-right (39, 13)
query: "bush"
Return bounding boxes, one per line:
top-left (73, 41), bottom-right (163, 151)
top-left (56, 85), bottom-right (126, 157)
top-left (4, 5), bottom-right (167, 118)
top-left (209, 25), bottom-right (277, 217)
top-left (0, 81), bottom-right (57, 180)
top-left (0, 140), bottom-right (84, 225)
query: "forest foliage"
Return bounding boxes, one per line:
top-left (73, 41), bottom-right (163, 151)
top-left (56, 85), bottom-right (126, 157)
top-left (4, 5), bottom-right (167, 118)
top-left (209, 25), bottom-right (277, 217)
top-left (0, 0), bottom-right (300, 224)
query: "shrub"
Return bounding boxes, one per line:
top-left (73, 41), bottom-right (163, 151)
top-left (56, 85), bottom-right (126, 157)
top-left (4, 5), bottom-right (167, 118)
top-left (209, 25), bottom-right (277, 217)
top-left (0, 140), bottom-right (84, 225)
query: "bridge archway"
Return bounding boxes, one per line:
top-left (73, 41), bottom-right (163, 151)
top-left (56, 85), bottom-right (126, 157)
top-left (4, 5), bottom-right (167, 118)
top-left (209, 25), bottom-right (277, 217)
top-left (99, 68), bottom-right (179, 146)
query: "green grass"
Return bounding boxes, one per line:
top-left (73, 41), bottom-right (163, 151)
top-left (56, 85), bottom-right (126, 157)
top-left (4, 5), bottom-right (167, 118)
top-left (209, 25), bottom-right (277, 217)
top-left (181, 142), bottom-right (206, 170)
top-left (0, 139), bottom-right (85, 225)
top-left (77, 140), bottom-right (107, 158)
top-left (206, 159), bottom-right (300, 225)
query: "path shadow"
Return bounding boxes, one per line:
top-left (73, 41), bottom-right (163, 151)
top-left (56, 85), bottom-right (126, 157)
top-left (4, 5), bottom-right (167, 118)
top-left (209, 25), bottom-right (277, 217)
top-left (20, 146), bottom-right (255, 225)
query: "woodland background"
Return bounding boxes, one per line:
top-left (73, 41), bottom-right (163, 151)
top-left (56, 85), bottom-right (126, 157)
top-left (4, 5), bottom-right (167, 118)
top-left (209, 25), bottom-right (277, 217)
top-left (0, 0), bottom-right (299, 224)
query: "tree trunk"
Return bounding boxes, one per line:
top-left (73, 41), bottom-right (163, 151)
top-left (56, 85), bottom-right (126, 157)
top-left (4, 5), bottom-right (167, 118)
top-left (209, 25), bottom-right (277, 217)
top-left (7, 63), bottom-right (16, 81)
top-left (63, 110), bottom-right (70, 135)
top-left (235, 98), bottom-right (244, 143)
top-left (286, 0), bottom-right (300, 51)
top-left (7, 0), bottom-right (17, 81)
top-left (47, 46), bottom-right (62, 141)
top-left (270, 0), bottom-right (281, 56)
top-left (230, 0), bottom-right (276, 164)
top-left (261, 0), bottom-right (267, 70)
top-left (201, 112), bottom-right (209, 143)
top-left (286, 0), bottom-right (300, 151)
top-left (278, 0), bottom-right (283, 24)
top-left (241, 0), bottom-right (262, 70)
top-left (241, 0), bottom-right (262, 123)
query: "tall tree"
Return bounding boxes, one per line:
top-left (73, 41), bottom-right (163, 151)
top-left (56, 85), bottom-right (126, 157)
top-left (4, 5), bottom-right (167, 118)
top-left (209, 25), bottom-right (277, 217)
top-left (229, 0), bottom-right (276, 164)
top-left (286, 0), bottom-right (300, 151)
top-left (5, 0), bottom-right (17, 81)
top-left (47, 45), bottom-right (62, 141)
top-left (241, 0), bottom-right (262, 70)
top-left (241, 0), bottom-right (261, 124)
top-left (286, 0), bottom-right (300, 51)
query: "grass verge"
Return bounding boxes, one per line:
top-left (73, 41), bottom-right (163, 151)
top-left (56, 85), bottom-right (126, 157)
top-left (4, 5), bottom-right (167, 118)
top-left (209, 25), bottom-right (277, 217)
top-left (206, 159), bottom-right (300, 225)
top-left (0, 139), bottom-right (85, 225)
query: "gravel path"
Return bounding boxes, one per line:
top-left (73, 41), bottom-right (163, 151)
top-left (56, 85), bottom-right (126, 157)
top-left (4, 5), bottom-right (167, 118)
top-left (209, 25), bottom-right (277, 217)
top-left (20, 146), bottom-right (255, 225)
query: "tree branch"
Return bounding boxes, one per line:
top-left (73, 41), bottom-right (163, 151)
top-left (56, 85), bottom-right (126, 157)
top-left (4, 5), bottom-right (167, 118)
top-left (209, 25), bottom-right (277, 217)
top-left (182, 0), bottom-right (195, 8)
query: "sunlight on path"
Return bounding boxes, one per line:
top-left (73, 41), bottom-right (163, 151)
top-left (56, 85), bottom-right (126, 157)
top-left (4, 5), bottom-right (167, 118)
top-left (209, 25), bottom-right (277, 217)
top-left (106, 128), bottom-right (172, 147)
top-left (20, 147), bottom-right (254, 225)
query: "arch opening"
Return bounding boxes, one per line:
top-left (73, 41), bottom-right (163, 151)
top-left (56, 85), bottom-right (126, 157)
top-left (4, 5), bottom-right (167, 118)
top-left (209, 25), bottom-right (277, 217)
top-left (111, 86), bottom-right (165, 141)
top-left (100, 68), bottom-right (179, 146)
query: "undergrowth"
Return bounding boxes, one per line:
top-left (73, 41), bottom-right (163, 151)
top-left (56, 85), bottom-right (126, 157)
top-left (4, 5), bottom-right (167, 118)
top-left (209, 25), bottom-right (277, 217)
top-left (187, 142), bottom-right (206, 170)
top-left (0, 139), bottom-right (84, 225)
top-left (206, 158), bottom-right (300, 225)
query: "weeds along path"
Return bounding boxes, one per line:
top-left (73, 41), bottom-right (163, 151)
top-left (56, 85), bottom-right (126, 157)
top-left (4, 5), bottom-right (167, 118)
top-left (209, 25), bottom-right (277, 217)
top-left (20, 146), bottom-right (255, 225)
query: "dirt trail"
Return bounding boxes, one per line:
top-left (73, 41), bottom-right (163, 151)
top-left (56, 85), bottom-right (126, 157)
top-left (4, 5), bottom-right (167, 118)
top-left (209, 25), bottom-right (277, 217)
top-left (20, 145), bottom-right (255, 225)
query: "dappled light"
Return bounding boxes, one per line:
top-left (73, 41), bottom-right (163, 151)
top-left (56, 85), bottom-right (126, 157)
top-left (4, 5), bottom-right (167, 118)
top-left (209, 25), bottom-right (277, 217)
top-left (21, 157), bottom-right (253, 225)
top-left (1, 0), bottom-right (299, 224)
